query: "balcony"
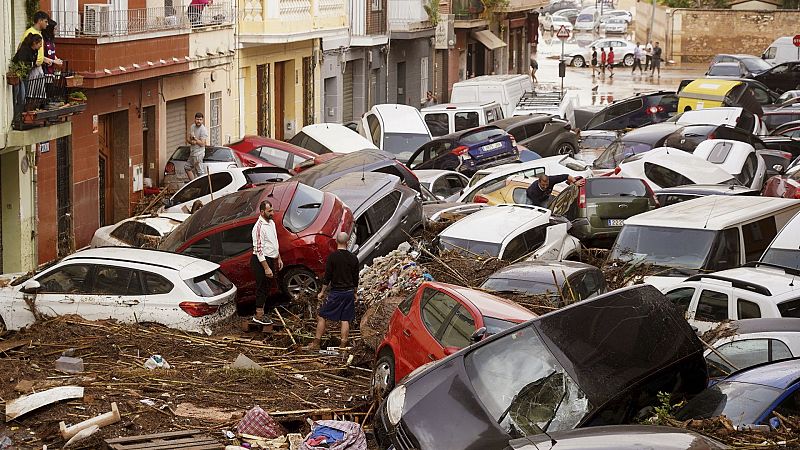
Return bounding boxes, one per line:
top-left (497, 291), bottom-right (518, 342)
top-left (388, 0), bottom-right (432, 33)
top-left (452, 0), bottom-right (486, 27)
top-left (9, 67), bottom-right (86, 131)
top-left (239, 0), bottom-right (348, 44)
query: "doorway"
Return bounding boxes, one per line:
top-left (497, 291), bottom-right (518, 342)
top-left (396, 62), bottom-right (406, 105)
top-left (142, 106), bottom-right (156, 185)
top-left (56, 137), bottom-right (73, 258)
top-left (257, 64), bottom-right (271, 137)
top-left (274, 62), bottom-right (285, 140)
top-left (98, 111), bottom-right (130, 226)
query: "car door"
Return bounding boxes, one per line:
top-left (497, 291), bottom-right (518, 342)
top-left (23, 263), bottom-right (94, 319)
top-left (690, 287), bottom-right (733, 334)
top-left (759, 63), bottom-right (793, 93)
top-left (397, 288), bottom-right (459, 376)
top-left (762, 383), bottom-right (800, 425)
top-left (85, 265), bottom-right (146, 323)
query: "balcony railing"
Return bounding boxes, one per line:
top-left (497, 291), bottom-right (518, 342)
top-left (11, 64), bottom-right (86, 130)
top-left (239, 0), bottom-right (347, 38)
top-left (388, 0), bottom-right (430, 31)
top-left (52, 3), bottom-right (235, 38)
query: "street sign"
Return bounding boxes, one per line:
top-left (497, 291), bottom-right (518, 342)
top-left (556, 25), bottom-right (570, 41)
top-left (794, 34), bottom-right (800, 47)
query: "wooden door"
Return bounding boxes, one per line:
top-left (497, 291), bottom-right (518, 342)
top-left (98, 115), bottom-right (112, 226)
top-left (274, 62), bottom-right (285, 141)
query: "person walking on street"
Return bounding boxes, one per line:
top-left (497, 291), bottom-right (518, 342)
top-left (600, 48), bottom-right (607, 77)
top-left (632, 43), bottom-right (644, 75)
top-left (185, 112), bottom-right (208, 180)
top-left (590, 47), bottom-right (598, 77)
top-left (526, 174), bottom-right (585, 208)
top-left (304, 232), bottom-right (359, 351)
top-left (607, 48), bottom-right (615, 78)
top-left (644, 41), bottom-right (653, 71)
top-left (529, 54), bottom-right (539, 85)
top-left (250, 200), bottom-right (283, 325)
top-left (651, 41), bottom-right (662, 78)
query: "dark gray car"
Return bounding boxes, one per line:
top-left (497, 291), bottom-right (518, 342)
top-left (320, 172), bottom-right (423, 266)
top-left (507, 425), bottom-right (727, 450)
top-left (481, 260), bottom-right (607, 304)
top-left (493, 115), bottom-right (580, 157)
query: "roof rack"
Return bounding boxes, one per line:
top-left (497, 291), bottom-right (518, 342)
top-left (684, 273), bottom-right (772, 296)
top-left (743, 261), bottom-right (800, 277)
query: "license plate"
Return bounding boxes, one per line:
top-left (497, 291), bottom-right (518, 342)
top-left (481, 142), bottom-right (502, 153)
top-left (608, 219), bottom-right (625, 226)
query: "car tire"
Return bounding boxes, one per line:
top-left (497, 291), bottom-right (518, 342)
top-left (280, 267), bottom-right (319, 299)
top-left (555, 142), bottom-right (576, 156)
top-left (572, 56), bottom-right (585, 68)
top-left (372, 350), bottom-right (396, 399)
top-left (0, 315), bottom-right (6, 337)
top-left (623, 54), bottom-right (634, 67)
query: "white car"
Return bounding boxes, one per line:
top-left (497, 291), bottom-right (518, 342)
top-left (550, 14), bottom-right (574, 33)
top-left (289, 123), bottom-right (378, 155)
top-left (661, 263), bottom-right (800, 334)
top-left (615, 147), bottom-right (739, 190)
top-left (599, 17), bottom-right (628, 34)
top-left (414, 169), bottom-right (469, 202)
top-left (0, 248), bottom-right (237, 334)
top-left (601, 9), bottom-right (633, 23)
top-left (459, 156), bottom-right (593, 202)
top-left (164, 167), bottom-right (291, 214)
top-left (704, 318), bottom-right (800, 379)
top-left (761, 209), bottom-right (800, 270)
top-left (567, 38), bottom-right (638, 67)
top-left (162, 146), bottom-right (245, 193)
top-left (436, 204), bottom-right (581, 262)
top-left (693, 139), bottom-right (766, 190)
top-left (359, 104), bottom-right (433, 163)
top-left (90, 213), bottom-right (189, 248)
top-left (672, 107), bottom-right (768, 136)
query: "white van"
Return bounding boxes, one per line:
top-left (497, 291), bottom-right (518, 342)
top-left (450, 75), bottom-right (533, 118)
top-left (762, 37), bottom-right (800, 66)
top-left (761, 210), bottom-right (800, 270)
top-left (420, 102), bottom-right (504, 137)
top-left (360, 104), bottom-right (432, 163)
top-left (609, 195), bottom-right (800, 291)
top-left (289, 123), bottom-right (378, 154)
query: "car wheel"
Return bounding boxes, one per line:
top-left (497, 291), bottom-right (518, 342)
top-left (0, 315), bottom-right (6, 337)
top-left (281, 267), bottom-right (319, 299)
top-left (556, 142), bottom-right (576, 156)
top-left (372, 350), bottom-right (396, 399)
top-left (572, 56), bottom-right (585, 68)
top-left (623, 54), bottom-right (634, 67)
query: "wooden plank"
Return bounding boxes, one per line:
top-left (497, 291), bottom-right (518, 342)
top-left (0, 339), bottom-right (26, 354)
top-left (5, 386), bottom-right (84, 421)
top-left (107, 430), bottom-right (206, 444)
top-left (106, 430), bottom-right (222, 450)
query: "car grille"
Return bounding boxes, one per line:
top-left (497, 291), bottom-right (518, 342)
top-left (393, 421), bottom-right (417, 450)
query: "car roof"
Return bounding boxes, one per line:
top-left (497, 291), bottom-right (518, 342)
top-left (428, 281), bottom-right (537, 322)
top-left (319, 172), bottom-right (400, 213)
top-left (622, 123), bottom-right (684, 143)
top-left (724, 358), bottom-right (800, 389)
top-left (493, 114), bottom-right (553, 129)
top-left (439, 204), bottom-right (550, 244)
top-left (291, 149), bottom-right (396, 186)
top-left (654, 183), bottom-right (759, 195)
top-left (723, 318), bottom-right (800, 336)
top-left (298, 123), bottom-right (378, 151)
top-left (435, 125), bottom-right (504, 141)
top-left (624, 195), bottom-right (800, 230)
top-left (230, 135), bottom-right (315, 156)
top-left (127, 213), bottom-right (190, 234)
top-left (370, 104), bottom-right (430, 135)
top-left (487, 260), bottom-right (598, 284)
top-left (422, 102), bottom-right (500, 111)
top-left (676, 107), bottom-right (745, 125)
top-left (63, 247), bottom-right (218, 279)
top-left (413, 169), bottom-right (463, 183)
top-left (708, 264), bottom-right (800, 297)
top-left (622, 147), bottom-right (736, 184)
top-left (711, 62), bottom-right (743, 67)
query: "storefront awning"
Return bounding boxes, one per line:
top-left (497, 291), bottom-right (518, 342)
top-left (471, 30), bottom-right (507, 50)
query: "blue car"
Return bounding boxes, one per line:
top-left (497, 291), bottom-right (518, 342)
top-left (406, 126), bottom-right (519, 176)
top-left (675, 359), bottom-right (800, 428)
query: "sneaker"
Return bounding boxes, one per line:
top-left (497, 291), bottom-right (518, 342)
top-left (252, 316), bottom-right (273, 326)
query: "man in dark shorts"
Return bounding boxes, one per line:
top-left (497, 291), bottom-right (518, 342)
top-left (590, 47), bottom-right (598, 77)
top-left (304, 232), bottom-right (359, 350)
top-left (526, 173), bottom-right (584, 208)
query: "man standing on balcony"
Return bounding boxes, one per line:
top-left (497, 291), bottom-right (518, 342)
top-left (188, 0), bottom-right (211, 26)
top-left (185, 112), bottom-right (208, 180)
top-left (21, 11), bottom-right (61, 69)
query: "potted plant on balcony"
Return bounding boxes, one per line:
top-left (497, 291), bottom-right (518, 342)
top-left (6, 60), bottom-right (31, 86)
top-left (65, 74), bottom-right (84, 87)
top-left (68, 91), bottom-right (87, 104)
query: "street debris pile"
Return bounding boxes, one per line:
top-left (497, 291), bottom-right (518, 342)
top-left (0, 316), bottom-right (373, 449)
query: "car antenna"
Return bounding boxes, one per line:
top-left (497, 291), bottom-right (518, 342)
top-left (703, 197), bottom-right (717, 229)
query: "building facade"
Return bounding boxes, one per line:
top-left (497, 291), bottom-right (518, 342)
top-left (386, 0), bottom-right (435, 106)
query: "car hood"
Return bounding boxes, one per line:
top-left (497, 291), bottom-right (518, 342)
top-left (423, 202), bottom-right (488, 221)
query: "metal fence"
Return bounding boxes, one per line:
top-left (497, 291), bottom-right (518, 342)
top-left (12, 66), bottom-right (75, 129)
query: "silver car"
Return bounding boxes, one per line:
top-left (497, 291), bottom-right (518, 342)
top-left (162, 146), bottom-right (244, 193)
top-left (600, 17), bottom-right (628, 34)
top-left (568, 38), bottom-right (638, 67)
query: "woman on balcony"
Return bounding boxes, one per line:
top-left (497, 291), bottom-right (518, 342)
top-left (12, 34), bottom-right (45, 119)
top-left (188, 0), bottom-right (211, 27)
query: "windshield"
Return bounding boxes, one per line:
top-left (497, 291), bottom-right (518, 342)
top-left (586, 178), bottom-right (646, 197)
top-left (674, 381), bottom-right (782, 425)
top-left (577, 13), bottom-right (594, 22)
top-left (580, 134), bottom-right (616, 150)
top-left (740, 57), bottom-right (772, 73)
top-left (593, 140), bottom-right (654, 169)
top-left (283, 184), bottom-right (325, 232)
top-left (483, 316), bottom-right (521, 335)
top-left (440, 236), bottom-right (502, 258)
top-left (466, 325), bottom-right (590, 438)
top-left (482, 277), bottom-right (559, 297)
top-left (761, 249), bottom-right (800, 271)
top-left (205, 147), bottom-right (236, 162)
top-left (709, 64), bottom-right (743, 76)
top-left (610, 225), bottom-right (717, 271)
top-left (383, 133), bottom-right (431, 163)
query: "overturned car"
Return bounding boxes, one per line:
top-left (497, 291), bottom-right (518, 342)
top-left (374, 284), bottom-right (708, 450)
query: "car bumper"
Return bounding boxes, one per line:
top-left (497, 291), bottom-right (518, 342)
top-left (374, 400), bottom-right (419, 450)
top-left (461, 153), bottom-right (520, 176)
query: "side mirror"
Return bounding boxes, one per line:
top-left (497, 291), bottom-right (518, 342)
top-left (351, 244), bottom-right (360, 254)
top-left (21, 280), bottom-right (41, 294)
top-left (773, 164), bottom-right (784, 173)
top-left (470, 326), bottom-right (487, 343)
top-left (443, 346), bottom-right (460, 356)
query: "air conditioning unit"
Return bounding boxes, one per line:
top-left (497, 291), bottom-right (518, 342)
top-left (83, 4), bottom-right (111, 36)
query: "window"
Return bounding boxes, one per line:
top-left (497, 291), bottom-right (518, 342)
top-left (695, 290), bottom-right (729, 322)
top-left (569, 270), bottom-right (606, 300)
top-left (738, 111), bottom-right (756, 134)
top-left (512, 188), bottom-right (533, 205)
top-left (204, 147), bottom-right (237, 162)
top-left (432, 175), bottom-right (465, 198)
top-left (606, 98), bottom-right (643, 119)
top-left (440, 305), bottom-right (475, 349)
top-left (420, 56), bottom-right (429, 103)
top-left (742, 217), bottom-right (777, 262)
top-left (643, 162), bottom-right (693, 188)
top-left (706, 228), bottom-right (741, 271)
top-left (751, 86), bottom-right (772, 105)
top-left (143, 272), bottom-right (174, 295)
top-left (398, 291), bottom-right (415, 315)
top-left (371, 0), bottom-right (382, 11)
top-left (502, 234), bottom-right (527, 262)
top-left (421, 291), bottom-right (458, 338)
top-left (93, 266), bottom-right (144, 296)
top-left (706, 339), bottom-right (793, 378)
top-left (586, 178), bottom-right (646, 197)
top-left (523, 122), bottom-right (545, 138)
top-left (255, 147), bottom-right (293, 169)
top-left (37, 264), bottom-right (92, 294)
top-left (283, 184), bottom-right (325, 232)
top-left (110, 221), bottom-right (160, 247)
top-left (367, 191), bottom-right (401, 231)
top-left (738, 153), bottom-right (758, 187)
top-left (779, 298), bottom-right (800, 318)
top-left (461, 128), bottom-right (505, 145)
top-left (774, 390), bottom-right (800, 419)
top-left (665, 287), bottom-right (694, 315)
top-left (209, 91), bottom-right (222, 146)
top-left (367, 114), bottom-right (381, 145)
top-left (172, 172), bottom-right (234, 205)
top-left (186, 270), bottom-right (234, 297)
top-left (220, 225), bottom-right (253, 257)
top-left (184, 236), bottom-right (213, 259)
top-left (425, 113), bottom-right (450, 137)
top-left (706, 141), bottom-right (733, 164)
top-left (454, 112), bottom-right (479, 132)
top-left (737, 299), bottom-right (761, 319)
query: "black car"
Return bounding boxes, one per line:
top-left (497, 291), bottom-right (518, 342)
top-left (662, 123), bottom-right (764, 152)
top-left (407, 126), bottom-right (519, 176)
top-left (706, 61), bottom-right (748, 78)
top-left (493, 114), bottom-right (580, 157)
top-left (655, 184), bottom-right (760, 207)
top-left (764, 104), bottom-right (800, 132)
top-left (584, 91), bottom-right (678, 131)
top-left (708, 53), bottom-right (773, 78)
top-left (591, 122), bottom-right (682, 170)
top-left (374, 284), bottom-right (708, 450)
top-left (772, 119), bottom-right (800, 137)
top-left (291, 149), bottom-right (421, 192)
top-left (481, 260), bottom-right (607, 302)
top-left (753, 61), bottom-right (800, 94)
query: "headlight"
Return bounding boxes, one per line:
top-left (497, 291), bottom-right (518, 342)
top-left (385, 384), bottom-right (406, 426)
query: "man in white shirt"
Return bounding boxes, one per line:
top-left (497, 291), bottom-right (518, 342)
top-left (644, 41), bottom-right (653, 72)
top-left (251, 200), bottom-right (283, 324)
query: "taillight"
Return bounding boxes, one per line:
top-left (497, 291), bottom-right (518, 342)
top-left (165, 162), bottom-right (175, 175)
top-left (239, 183), bottom-right (256, 191)
top-left (645, 105), bottom-right (664, 115)
top-left (245, 159), bottom-right (257, 167)
top-left (473, 194), bottom-right (489, 203)
top-left (179, 301), bottom-right (219, 317)
top-left (451, 145), bottom-right (469, 156)
top-left (510, 135), bottom-right (517, 146)
top-left (708, 132), bottom-right (716, 140)
top-left (578, 185), bottom-right (586, 208)
top-left (781, 151), bottom-right (793, 160)
top-left (641, 180), bottom-right (659, 207)
top-left (614, 166), bottom-right (622, 175)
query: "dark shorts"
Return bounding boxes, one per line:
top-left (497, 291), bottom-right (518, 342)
top-left (319, 289), bottom-right (355, 322)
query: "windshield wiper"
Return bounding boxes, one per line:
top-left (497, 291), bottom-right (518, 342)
top-left (297, 202), bottom-right (322, 209)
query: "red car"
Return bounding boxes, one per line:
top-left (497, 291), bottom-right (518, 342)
top-left (372, 281), bottom-right (536, 395)
top-left (763, 164), bottom-right (800, 199)
top-left (159, 181), bottom-right (354, 305)
top-left (229, 135), bottom-right (319, 172)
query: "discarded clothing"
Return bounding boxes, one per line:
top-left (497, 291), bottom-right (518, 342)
top-left (306, 425), bottom-right (344, 445)
top-left (300, 420), bottom-right (367, 450)
top-left (236, 406), bottom-right (283, 439)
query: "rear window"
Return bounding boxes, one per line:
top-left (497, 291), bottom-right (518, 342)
top-left (482, 277), bottom-right (558, 295)
top-left (186, 270), bottom-right (233, 297)
top-left (761, 248), bottom-right (800, 271)
top-left (204, 147), bottom-right (236, 162)
top-left (577, 13), bottom-right (594, 21)
top-left (643, 162), bottom-right (693, 188)
top-left (283, 184), bottom-right (325, 232)
top-left (586, 178), bottom-right (647, 197)
top-left (778, 298), bottom-right (800, 318)
top-left (440, 236), bottom-right (501, 258)
top-left (708, 64), bottom-right (742, 77)
top-left (171, 146), bottom-right (191, 161)
top-left (245, 170), bottom-right (289, 185)
top-left (461, 128), bottom-right (506, 145)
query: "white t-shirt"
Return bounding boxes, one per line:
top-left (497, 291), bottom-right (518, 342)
top-left (645, 43), bottom-right (653, 57)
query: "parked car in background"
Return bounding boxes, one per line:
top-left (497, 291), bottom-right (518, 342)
top-left (615, 147), bottom-right (740, 189)
top-left (771, 119), bottom-right (800, 137)
top-left (662, 124), bottom-right (765, 153)
top-left (573, 9), bottom-right (599, 32)
top-left (320, 173), bottom-right (422, 266)
top-left (228, 135), bottom-right (318, 171)
top-left (372, 281), bottom-right (536, 396)
top-left (421, 102), bottom-right (504, 137)
top-left (481, 260), bottom-right (607, 302)
top-left (764, 104), bottom-right (800, 132)
top-left (692, 139), bottom-right (767, 190)
top-left (407, 126), bottom-right (519, 176)
top-left (761, 210), bottom-right (800, 270)
top-left (706, 62), bottom-right (749, 78)
top-left (164, 167), bottom-right (291, 214)
top-left (291, 149), bottom-right (421, 192)
top-left (599, 17), bottom-right (627, 34)
top-left (552, 8), bottom-right (579, 23)
top-left (494, 114), bottom-right (580, 157)
top-left (655, 184), bottom-right (760, 206)
top-left (509, 426), bottom-right (727, 450)
top-left (584, 91), bottom-right (678, 131)
top-left (600, 9), bottom-right (632, 22)
top-left (709, 53), bottom-right (773, 78)
top-left (549, 177), bottom-right (658, 243)
top-left (162, 146), bottom-right (243, 193)
top-left (414, 169), bottom-right (469, 201)
top-left (550, 14), bottom-right (574, 33)
top-left (752, 61), bottom-right (800, 94)
top-left (290, 123), bottom-right (378, 155)
top-left (449, 74), bottom-right (533, 118)
top-left (360, 104), bottom-right (432, 163)
top-left (672, 107), bottom-right (767, 136)
top-left (567, 38), bottom-right (637, 67)
top-left (0, 248), bottom-right (237, 334)
top-left (590, 123), bottom-right (682, 171)
top-left (762, 36), bottom-right (800, 65)
top-left (436, 204), bottom-right (581, 261)
top-left (159, 181), bottom-right (354, 304)
top-left (763, 163), bottom-right (800, 199)
top-left (374, 284), bottom-right (708, 450)
top-left (91, 213), bottom-right (189, 248)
